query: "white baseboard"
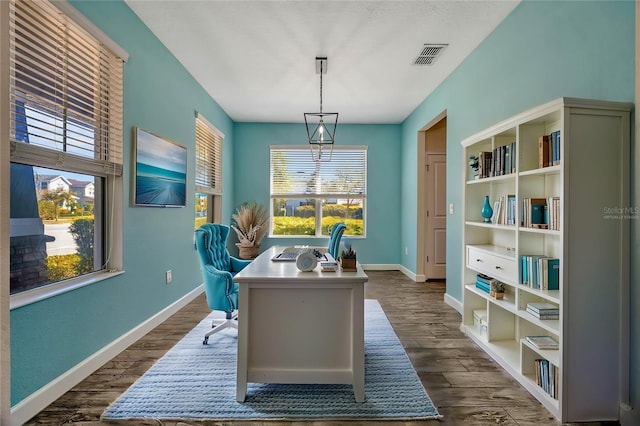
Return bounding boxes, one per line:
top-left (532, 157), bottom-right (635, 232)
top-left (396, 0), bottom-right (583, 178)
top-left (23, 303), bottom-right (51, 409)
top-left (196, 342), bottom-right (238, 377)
top-left (361, 264), bottom-right (428, 283)
top-left (444, 292), bottom-right (462, 314)
top-left (360, 263), bottom-right (399, 271)
top-left (10, 285), bottom-right (204, 426)
top-left (397, 264), bottom-right (417, 281)
top-left (620, 403), bottom-right (639, 426)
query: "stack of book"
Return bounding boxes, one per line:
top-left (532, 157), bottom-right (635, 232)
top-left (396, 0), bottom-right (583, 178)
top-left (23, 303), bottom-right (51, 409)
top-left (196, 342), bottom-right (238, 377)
top-left (520, 255), bottom-right (559, 290)
top-left (475, 274), bottom-right (495, 294)
top-left (534, 358), bottom-right (559, 399)
top-left (526, 302), bottom-right (559, 320)
top-left (526, 335), bottom-right (559, 350)
top-left (320, 252), bottom-right (338, 272)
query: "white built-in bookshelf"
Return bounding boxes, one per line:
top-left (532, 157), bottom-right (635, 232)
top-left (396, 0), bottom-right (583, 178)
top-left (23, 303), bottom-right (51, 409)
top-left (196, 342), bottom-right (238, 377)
top-left (461, 97), bottom-right (631, 422)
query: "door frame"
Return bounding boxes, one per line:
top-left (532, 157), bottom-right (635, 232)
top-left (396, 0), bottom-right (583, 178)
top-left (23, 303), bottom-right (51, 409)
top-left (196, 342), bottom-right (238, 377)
top-left (416, 109), bottom-right (447, 281)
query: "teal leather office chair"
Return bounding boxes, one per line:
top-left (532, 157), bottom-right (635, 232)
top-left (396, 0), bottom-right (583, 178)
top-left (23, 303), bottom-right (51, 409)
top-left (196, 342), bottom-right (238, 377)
top-left (328, 222), bottom-right (346, 258)
top-left (195, 223), bottom-right (251, 344)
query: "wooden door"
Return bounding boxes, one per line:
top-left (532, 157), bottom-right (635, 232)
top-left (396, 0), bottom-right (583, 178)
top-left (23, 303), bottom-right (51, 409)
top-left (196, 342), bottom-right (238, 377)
top-left (425, 153), bottom-right (446, 279)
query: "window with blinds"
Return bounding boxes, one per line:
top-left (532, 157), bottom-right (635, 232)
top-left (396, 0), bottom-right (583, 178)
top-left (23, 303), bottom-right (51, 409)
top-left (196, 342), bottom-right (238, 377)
top-left (270, 146), bottom-right (367, 237)
top-left (195, 113), bottom-right (224, 227)
top-left (9, 0), bottom-right (124, 176)
top-left (8, 0), bottom-right (125, 299)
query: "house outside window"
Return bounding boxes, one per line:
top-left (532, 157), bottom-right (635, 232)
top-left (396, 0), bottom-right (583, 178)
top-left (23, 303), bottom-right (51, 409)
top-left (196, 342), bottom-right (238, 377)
top-left (195, 113), bottom-right (223, 229)
top-left (8, 0), bottom-right (124, 300)
top-left (270, 146), bottom-right (367, 237)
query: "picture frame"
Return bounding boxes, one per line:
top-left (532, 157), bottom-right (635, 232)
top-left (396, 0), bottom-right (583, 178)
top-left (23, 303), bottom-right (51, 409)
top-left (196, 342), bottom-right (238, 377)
top-left (132, 127), bottom-right (187, 207)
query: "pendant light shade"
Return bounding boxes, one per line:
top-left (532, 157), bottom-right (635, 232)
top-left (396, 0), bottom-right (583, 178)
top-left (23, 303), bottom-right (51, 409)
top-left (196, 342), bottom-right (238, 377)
top-left (304, 57), bottom-right (338, 161)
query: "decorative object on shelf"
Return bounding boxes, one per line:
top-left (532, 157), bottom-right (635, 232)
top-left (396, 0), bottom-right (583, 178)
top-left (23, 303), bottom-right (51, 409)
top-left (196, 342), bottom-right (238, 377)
top-left (481, 195), bottom-right (493, 223)
top-left (490, 281), bottom-right (505, 299)
top-left (231, 201), bottom-right (270, 259)
top-left (468, 155), bottom-right (479, 179)
top-left (304, 57), bottom-right (338, 162)
top-left (296, 250), bottom-right (318, 272)
top-left (339, 242), bottom-right (357, 271)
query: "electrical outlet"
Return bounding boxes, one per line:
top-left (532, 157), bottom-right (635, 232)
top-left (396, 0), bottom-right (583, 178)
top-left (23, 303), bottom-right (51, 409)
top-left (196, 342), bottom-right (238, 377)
top-left (166, 270), bottom-right (172, 284)
top-left (449, 203), bottom-right (455, 214)
top-left (404, 247), bottom-right (408, 255)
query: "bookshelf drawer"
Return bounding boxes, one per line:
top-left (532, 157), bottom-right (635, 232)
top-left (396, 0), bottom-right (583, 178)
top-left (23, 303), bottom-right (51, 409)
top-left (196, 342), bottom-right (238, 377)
top-left (467, 246), bottom-right (516, 283)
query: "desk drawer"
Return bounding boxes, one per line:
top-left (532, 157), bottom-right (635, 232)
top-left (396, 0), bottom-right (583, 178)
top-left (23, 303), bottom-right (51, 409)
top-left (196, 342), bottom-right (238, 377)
top-left (466, 246), bottom-right (516, 283)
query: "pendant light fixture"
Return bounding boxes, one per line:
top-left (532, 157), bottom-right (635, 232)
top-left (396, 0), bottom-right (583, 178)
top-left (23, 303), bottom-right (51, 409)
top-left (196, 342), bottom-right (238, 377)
top-left (304, 57), bottom-right (338, 161)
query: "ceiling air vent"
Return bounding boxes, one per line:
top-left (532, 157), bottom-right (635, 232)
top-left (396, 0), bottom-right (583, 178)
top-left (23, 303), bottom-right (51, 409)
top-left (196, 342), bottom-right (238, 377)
top-left (413, 44), bottom-right (448, 66)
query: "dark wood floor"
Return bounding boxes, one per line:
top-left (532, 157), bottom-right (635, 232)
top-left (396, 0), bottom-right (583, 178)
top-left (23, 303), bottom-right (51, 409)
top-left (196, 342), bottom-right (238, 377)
top-left (25, 271), bottom-right (610, 425)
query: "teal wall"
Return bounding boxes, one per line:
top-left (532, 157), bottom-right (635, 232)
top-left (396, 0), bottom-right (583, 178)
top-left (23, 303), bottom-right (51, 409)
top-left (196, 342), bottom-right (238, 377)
top-left (10, 0), bottom-right (236, 405)
top-left (400, 0), bottom-right (636, 411)
top-left (232, 123), bottom-right (401, 264)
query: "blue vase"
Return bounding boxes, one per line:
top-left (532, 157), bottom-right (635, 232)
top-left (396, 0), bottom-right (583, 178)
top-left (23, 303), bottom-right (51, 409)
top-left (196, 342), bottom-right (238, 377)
top-left (481, 195), bottom-right (493, 223)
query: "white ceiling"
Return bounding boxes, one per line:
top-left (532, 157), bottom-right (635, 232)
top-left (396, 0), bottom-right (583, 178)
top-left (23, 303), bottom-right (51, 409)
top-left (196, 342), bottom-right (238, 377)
top-left (124, 0), bottom-right (520, 124)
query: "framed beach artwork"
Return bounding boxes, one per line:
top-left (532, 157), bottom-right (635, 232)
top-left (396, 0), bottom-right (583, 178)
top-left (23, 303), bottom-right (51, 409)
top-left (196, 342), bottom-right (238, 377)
top-left (132, 127), bottom-right (187, 207)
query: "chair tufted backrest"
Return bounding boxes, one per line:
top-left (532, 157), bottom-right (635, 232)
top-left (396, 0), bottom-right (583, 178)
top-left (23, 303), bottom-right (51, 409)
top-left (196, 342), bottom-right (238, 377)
top-left (195, 223), bottom-right (232, 272)
top-left (328, 222), bottom-right (346, 258)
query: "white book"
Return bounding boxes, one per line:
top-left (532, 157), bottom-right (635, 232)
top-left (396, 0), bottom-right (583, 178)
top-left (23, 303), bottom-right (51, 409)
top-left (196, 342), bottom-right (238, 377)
top-left (526, 335), bottom-right (559, 350)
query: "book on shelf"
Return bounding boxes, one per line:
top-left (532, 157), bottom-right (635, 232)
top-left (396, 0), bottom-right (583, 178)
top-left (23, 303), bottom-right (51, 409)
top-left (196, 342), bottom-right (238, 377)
top-left (551, 130), bottom-right (561, 166)
top-left (478, 151), bottom-right (491, 179)
top-left (538, 135), bottom-right (550, 168)
top-left (478, 142), bottom-right (516, 178)
top-left (521, 197), bottom-right (548, 228)
top-left (546, 196), bottom-right (560, 231)
top-left (521, 197), bottom-right (560, 230)
top-left (526, 303), bottom-right (559, 320)
top-left (535, 358), bottom-right (559, 399)
top-left (527, 310), bottom-right (559, 320)
top-left (491, 194), bottom-right (516, 225)
top-left (536, 131), bottom-right (561, 168)
top-left (526, 302), bottom-right (559, 313)
top-left (526, 302), bottom-right (559, 320)
top-left (491, 201), bottom-right (500, 224)
top-left (526, 335), bottom-right (559, 350)
top-left (520, 255), bottom-right (559, 290)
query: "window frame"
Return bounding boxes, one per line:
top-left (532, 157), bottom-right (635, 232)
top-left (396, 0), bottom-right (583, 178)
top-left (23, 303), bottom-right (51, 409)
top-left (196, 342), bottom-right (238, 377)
top-left (8, 0), bottom-right (126, 309)
top-left (269, 145), bottom-right (367, 238)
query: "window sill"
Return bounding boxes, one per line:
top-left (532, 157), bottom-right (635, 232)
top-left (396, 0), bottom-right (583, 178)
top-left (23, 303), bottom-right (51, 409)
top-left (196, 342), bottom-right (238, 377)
top-left (10, 269), bottom-right (125, 310)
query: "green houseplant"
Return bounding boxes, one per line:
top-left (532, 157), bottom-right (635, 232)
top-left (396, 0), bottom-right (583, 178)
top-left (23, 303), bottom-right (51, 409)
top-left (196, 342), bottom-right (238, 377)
top-left (490, 281), bottom-right (505, 299)
top-left (339, 242), bottom-right (357, 271)
top-left (231, 201), bottom-right (269, 259)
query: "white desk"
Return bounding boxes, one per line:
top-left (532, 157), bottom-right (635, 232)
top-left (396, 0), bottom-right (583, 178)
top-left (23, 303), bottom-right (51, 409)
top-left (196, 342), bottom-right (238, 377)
top-left (233, 246), bottom-right (368, 403)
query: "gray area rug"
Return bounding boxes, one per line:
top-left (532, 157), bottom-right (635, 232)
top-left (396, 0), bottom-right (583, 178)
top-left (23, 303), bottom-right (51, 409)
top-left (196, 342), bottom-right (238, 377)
top-left (102, 299), bottom-right (441, 421)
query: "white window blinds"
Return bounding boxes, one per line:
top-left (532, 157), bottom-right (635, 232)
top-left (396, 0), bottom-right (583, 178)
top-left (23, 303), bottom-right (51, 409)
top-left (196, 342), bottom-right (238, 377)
top-left (9, 0), bottom-right (124, 177)
top-left (195, 113), bottom-right (223, 194)
top-left (270, 146), bottom-right (367, 198)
